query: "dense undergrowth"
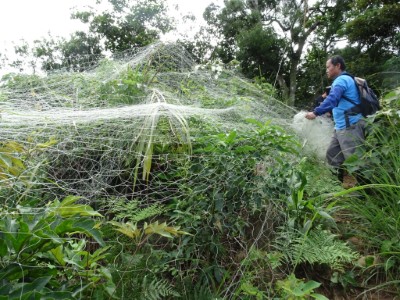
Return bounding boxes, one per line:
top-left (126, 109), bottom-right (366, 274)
top-left (1, 45), bottom-right (400, 299)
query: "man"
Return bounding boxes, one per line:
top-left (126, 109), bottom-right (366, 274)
top-left (305, 55), bottom-right (365, 188)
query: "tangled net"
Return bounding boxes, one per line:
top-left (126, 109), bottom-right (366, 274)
top-left (0, 41), bottom-right (301, 200)
top-left (0, 41), bottom-right (339, 297)
top-left (292, 111), bottom-right (334, 160)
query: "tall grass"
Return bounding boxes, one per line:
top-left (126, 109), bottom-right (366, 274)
top-left (339, 90), bottom-right (400, 293)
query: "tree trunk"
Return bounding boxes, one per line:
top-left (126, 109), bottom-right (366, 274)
top-left (287, 33), bottom-right (309, 107)
top-left (277, 74), bottom-right (289, 100)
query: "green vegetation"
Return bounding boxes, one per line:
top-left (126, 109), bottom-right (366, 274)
top-left (1, 52), bottom-right (400, 299)
top-left (0, 0), bottom-right (399, 296)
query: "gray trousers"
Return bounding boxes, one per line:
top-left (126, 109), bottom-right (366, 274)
top-left (326, 120), bottom-right (366, 168)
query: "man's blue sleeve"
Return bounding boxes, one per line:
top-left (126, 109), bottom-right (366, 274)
top-left (313, 85), bottom-right (344, 116)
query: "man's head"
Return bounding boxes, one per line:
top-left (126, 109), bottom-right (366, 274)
top-left (326, 55), bottom-right (346, 79)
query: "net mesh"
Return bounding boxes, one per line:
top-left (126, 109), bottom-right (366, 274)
top-left (292, 111), bottom-right (334, 160)
top-left (0, 41), bottom-right (332, 297)
top-left (0, 41), bottom-right (299, 198)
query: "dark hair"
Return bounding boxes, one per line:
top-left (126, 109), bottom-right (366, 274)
top-left (329, 55), bottom-right (346, 71)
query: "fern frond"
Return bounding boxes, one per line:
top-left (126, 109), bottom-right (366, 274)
top-left (179, 278), bottom-right (217, 300)
top-left (292, 229), bottom-right (359, 270)
top-left (130, 204), bottom-right (165, 223)
top-left (107, 197), bottom-right (165, 222)
top-left (274, 227), bottom-right (359, 271)
top-left (141, 276), bottom-right (180, 300)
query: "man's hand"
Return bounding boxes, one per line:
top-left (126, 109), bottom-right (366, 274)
top-left (305, 112), bottom-right (317, 120)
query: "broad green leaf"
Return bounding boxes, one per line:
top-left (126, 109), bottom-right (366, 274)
top-left (48, 196), bottom-right (102, 217)
top-left (225, 131), bottom-right (237, 144)
top-left (53, 205), bottom-right (102, 218)
top-left (4, 219), bottom-right (31, 253)
top-left (50, 245), bottom-right (66, 266)
top-left (89, 246), bottom-right (111, 264)
top-left (302, 220), bottom-right (312, 234)
top-left (302, 280), bottom-right (321, 293)
top-left (71, 283), bottom-right (93, 298)
top-left (292, 286), bottom-right (306, 296)
top-left (0, 263), bottom-right (27, 281)
top-left (31, 222), bottom-right (64, 246)
top-left (311, 293), bottom-right (330, 300)
top-left (64, 258), bottom-right (84, 269)
top-left (8, 276), bottom-right (51, 298)
top-left (364, 256), bottom-right (375, 267)
top-left (59, 195), bottom-right (81, 207)
top-left (55, 218), bottom-right (105, 247)
top-left (317, 210), bottom-right (334, 221)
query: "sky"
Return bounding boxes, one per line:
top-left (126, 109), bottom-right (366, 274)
top-left (0, 0), bottom-right (222, 53)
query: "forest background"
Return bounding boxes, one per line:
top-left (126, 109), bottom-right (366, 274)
top-left (0, 0), bottom-right (400, 299)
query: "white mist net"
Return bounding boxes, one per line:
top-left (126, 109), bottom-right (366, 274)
top-left (292, 111), bottom-right (334, 160)
top-left (0, 41), bottom-right (300, 200)
top-left (0, 41), bottom-right (334, 296)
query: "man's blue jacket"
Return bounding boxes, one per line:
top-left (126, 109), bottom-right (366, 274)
top-left (313, 72), bottom-right (362, 130)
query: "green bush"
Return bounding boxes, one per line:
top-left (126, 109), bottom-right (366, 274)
top-left (0, 196), bottom-right (115, 299)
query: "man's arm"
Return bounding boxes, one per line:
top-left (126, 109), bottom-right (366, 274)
top-left (305, 85), bottom-right (344, 119)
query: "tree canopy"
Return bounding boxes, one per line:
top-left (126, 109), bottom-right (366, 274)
top-left (72, 0), bottom-right (174, 53)
top-left (201, 0), bottom-right (353, 106)
top-left (1, 0), bottom-right (175, 74)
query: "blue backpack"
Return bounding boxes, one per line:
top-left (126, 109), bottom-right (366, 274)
top-left (341, 73), bottom-right (380, 117)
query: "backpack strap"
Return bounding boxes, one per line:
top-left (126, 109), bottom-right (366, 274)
top-left (338, 73), bottom-right (362, 128)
